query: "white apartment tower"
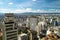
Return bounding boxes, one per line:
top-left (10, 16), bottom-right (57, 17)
top-left (2, 13), bottom-right (18, 40)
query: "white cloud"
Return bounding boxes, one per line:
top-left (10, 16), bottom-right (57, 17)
top-left (32, 0), bottom-right (36, 2)
top-left (0, 8), bottom-right (60, 13)
top-left (8, 2), bottom-right (13, 5)
top-left (15, 8), bottom-right (32, 13)
top-left (15, 9), bottom-right (25, 13)
top-left (26, 8), bottom-right (32, 12)
top-left (16, 1), bottom-right (35, 8)
top-left (0, 8), bottom-right (12, 13)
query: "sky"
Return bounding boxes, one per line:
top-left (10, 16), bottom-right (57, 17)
top-left (0, 0), bottom-right (60, 13)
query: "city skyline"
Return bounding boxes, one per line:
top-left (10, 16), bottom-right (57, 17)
top-left (0, 0), bottom-right (60, 13)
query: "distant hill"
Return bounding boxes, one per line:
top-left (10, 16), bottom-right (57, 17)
top-left (14, 12), bottom-right (60, 17)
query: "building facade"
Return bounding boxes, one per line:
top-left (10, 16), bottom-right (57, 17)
top-left (2, 13), bottom-right (18, 40)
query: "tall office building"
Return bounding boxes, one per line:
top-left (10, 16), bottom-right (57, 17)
top-left (29, 16), bottom-right (38, 31)
top-left (2, 13), bottom-right (18, 40)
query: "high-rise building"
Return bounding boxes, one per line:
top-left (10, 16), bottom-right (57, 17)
top-left (27, 16), bottom-right (38, 31)
top-left (2, 13), bottom-right (18, 40)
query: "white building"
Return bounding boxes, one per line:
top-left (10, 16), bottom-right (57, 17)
top-left (18, 33), bottom-right (28, 40)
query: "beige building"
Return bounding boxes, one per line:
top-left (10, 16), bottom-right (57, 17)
top-left (2, 13), bottom-right (18, 40)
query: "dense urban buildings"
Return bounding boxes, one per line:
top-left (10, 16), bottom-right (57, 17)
top-left (0, 13), bottom-right (60, 40)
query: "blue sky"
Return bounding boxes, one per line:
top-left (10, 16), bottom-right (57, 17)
top-left (0, 0), bottom-right (60, 13)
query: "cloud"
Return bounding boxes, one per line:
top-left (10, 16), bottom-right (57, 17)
top-left (14, 9), bottom-right (60, 13)
top-left (0, 8), bottom-right (60, 13)
top-left (16, 1), bottom-right (36, 8)
top-left (0, 8), bottom-right (11, 13)
top-left (15, 8), bottom-right (32, 13)
top-left (26, 8), bottom-right (32, 12)
top-left (8, 2), bottom-right (13, 5)
top-left (32, 0), bottom-right (36, 2)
